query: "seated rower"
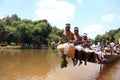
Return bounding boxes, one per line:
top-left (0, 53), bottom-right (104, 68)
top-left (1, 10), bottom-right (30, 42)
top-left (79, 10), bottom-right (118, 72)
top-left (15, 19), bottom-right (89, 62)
top-left (82, 33), bottom-right (94, 65)
top-left (72, 27), bottom-right (83, 66)
top-left (56, 23), bottom-right (75, 68)
top-left (91, 41), bottom-right (106, 63)
top-left (113, 44), bottom-right (120, 54)
top-left (104, 38), bottom-right (112, 55)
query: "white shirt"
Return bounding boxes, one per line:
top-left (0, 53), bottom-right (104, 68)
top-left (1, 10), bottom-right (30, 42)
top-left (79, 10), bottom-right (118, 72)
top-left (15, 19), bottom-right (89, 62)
top-left (91, 44), bottom-right (101, 52)
top-left (110, 42), bottom-right (115, 48)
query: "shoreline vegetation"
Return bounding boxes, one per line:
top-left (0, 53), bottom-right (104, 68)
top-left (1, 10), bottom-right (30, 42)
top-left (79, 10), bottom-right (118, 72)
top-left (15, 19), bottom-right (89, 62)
top-left (0, 45), bottom-right (49, 49)
top-left (0, 43), bottom-right (50, 49)
top-left (0, 14), bottom-right (120, 49)
top-left (0, 14), bottom-right (63, 49)
top-left (0, 45), bottom-right (21, 49)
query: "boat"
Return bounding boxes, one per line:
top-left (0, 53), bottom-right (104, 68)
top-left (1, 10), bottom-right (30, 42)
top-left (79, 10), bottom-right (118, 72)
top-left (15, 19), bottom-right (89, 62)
top-left (87, 53), bottom-right (120, 64)
top-left (101, 54), bottom-right (120, 64)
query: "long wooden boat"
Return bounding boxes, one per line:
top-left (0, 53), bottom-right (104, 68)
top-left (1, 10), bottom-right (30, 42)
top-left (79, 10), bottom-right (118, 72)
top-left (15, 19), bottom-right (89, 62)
top-left (87, 53), bottom-right (120, 64)
top-left (101, 54), bottom-right (120, 64)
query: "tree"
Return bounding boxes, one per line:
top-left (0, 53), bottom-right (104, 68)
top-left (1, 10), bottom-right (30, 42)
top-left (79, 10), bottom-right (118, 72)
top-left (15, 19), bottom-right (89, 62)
top-left (0, 24), bottom-right (5, 42)
top-left (0, 14), bottom-right (63, 48)
top-left (2, 16), bottom-right (11, 26)
top-left (10, 14), bottom-right (20, 21)
top-left (94, 28), bottom-right (120, 46)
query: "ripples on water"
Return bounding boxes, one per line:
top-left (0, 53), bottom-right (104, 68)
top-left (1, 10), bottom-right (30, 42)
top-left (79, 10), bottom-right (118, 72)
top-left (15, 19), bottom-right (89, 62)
top-left (0, 49), bottom-right (120, 80)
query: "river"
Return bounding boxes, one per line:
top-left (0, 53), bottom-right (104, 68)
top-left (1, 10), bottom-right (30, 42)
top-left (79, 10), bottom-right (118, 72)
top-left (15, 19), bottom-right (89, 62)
top-left (0, 49), bottom-right (120, 80)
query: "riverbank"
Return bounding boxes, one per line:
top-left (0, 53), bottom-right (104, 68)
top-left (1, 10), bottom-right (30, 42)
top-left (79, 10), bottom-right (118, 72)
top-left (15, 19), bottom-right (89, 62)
top-left (0, 45), bottom-right (49, 49)
top-left (0, 45), bottom-right (21, 49)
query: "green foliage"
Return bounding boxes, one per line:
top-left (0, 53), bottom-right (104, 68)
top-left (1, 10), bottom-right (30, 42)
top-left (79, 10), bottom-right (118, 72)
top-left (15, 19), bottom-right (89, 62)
top-left (0, 14), bottom-right (63, 47)
top-left (95, 28), bottom-right (120, 46)
top-left (48, 26), bottom-right (63, 46)
top-left (0, 24), bottom-right (6, 42)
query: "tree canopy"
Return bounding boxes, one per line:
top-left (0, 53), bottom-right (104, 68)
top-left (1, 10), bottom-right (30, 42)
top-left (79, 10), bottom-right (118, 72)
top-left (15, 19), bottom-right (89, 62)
top-left (0, 14), bottom-right (63, 48)
top-left (95, 28), bottom-right (120, 46)
top-left (0, 14), bottom-right (119, 48)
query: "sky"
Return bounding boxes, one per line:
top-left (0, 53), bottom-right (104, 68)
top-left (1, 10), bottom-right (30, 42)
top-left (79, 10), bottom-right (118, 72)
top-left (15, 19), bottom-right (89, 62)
top-left (0, 0), bottom-right (120, 39)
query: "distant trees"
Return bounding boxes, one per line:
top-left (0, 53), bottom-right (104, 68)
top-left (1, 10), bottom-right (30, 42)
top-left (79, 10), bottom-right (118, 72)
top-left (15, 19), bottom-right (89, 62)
top-left (48, 26), bottom-right (63, 46)
top-left (0, 14), bottom-right (63, 47)
top-left (95, 28), bottom-right (120, 46)
top-left (0, 24), bottom-right (6, 42)
top-left (1, 14), bottom-right (119, 48)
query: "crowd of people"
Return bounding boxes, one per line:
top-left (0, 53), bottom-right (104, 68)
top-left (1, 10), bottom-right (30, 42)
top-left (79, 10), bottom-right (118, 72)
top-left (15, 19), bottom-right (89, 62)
top-left (56, 23), bottom-right (120, 68)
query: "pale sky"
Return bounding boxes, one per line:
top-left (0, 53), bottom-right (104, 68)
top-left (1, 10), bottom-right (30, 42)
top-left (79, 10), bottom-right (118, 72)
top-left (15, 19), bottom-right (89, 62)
top-left (0, 0), bottom-right (120, 39)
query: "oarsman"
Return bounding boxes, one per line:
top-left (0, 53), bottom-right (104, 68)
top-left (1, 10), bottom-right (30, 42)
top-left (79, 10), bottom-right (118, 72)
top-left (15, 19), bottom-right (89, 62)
top-left (91, 41), bottom-right (106, 63)
top-left (113, 44), bottom-right (120, 54)
top-left (72, 27), bottom-right (83, 65)
top-left (104, 38), bottom-right (112, 55)
top-left (56, 23), bottom-right (75, 68)
top-left (82, 33), bottom-right (93, 65)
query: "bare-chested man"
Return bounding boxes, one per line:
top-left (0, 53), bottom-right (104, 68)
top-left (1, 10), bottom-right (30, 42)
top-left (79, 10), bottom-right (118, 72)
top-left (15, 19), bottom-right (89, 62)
top-left (72, 27), bottom-right (83, 65)
top-left (104, 38), bottom-right (112, 55)
top-left (73, 27), bottom-right (83, 45)
top-left (82, 33), bottom-right (92, 65)
top-left (56, 23), bottom-right (75, 68)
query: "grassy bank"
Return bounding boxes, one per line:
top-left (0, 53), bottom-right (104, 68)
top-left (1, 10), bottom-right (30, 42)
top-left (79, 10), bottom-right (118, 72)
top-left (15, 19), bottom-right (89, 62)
top-left (0, 45), bottom-right (21, 49)
top-left (0, 45), bottom-right (49, 49)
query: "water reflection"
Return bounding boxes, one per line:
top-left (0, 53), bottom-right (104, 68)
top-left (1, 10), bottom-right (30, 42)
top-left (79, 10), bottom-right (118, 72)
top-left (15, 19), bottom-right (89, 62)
top-left (0, 49), bottom-right (60, 80)
top-left (96, 59), bottom-right (120, 80)
top-left (0, 49), bottom-right (120, 80)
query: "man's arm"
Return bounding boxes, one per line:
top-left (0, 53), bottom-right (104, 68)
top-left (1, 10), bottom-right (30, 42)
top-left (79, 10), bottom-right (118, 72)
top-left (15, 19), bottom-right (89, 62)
top-left (55, 34), bottom-right (65, 46)
top-left (73, 35), bottom-right (83, 44)
top-left (73, 35), bottom-right (77, 42)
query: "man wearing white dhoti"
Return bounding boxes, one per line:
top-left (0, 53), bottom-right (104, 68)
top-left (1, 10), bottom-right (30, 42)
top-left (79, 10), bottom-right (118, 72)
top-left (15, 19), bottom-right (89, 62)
top-left (56, 23), bottom-right (75, 68)
top-left (91, 41), bottom-right (106, 63)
